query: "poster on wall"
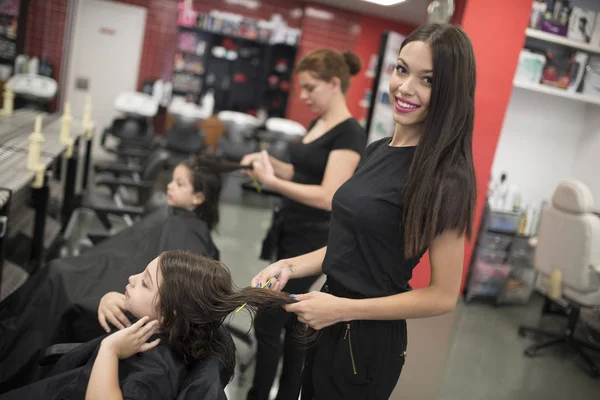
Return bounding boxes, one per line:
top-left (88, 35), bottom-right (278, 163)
top-left (365, 31), bottom-right (405, 145)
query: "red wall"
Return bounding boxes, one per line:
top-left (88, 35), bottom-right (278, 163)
top-left (458, 0), bottom-right (531, 288)
top-left (23, 0), bottom-right (69, 109)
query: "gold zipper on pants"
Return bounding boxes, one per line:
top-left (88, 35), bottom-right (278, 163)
top-left (344, 323), bottom-right (357, 375)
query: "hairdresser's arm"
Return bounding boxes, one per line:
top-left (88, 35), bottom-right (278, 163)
top-left (285, 231), bottom-right (464, 328)
top-left (252, 246), bottom-right (327, 290)
top-left (258, 150), bottom-right (360, 211)
top-left (269, 156), bottom-right (295, 181)
top-left (241, 152), bottom-right (294, 181)
top-left (86, 343), bottom-right (122, 400)
top-left (344, 230), bottom-right (464, 320)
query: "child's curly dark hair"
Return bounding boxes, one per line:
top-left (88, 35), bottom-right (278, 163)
top-left (156, 250), bottom-right (297, 379)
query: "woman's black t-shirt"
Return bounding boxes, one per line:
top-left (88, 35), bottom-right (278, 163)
top-left (281, 118), bottom-right (366, 225)
top-left (321, 137), bottom-right (422, 298)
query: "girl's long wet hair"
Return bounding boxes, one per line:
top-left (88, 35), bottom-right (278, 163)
top-left (156, 250), bottom-right (296, 379)
top-left (180, 155), bottom-right (222, 231)
top-left (400, 23), bottom-right (477, 257)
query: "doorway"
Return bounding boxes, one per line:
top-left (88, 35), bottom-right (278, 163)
top-left (66, 0), bottom-right (147, 155)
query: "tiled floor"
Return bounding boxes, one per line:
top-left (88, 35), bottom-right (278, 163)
top-left (216, 184), bottom-right (600, 400)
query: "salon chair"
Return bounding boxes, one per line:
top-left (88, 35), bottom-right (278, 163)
top-left (100, 92), bottom-right (159, 161)
top-left (518, 180), bottom-right (600, 377)
top-left (215, 111), bottom-right (261, 162)
top-left (164, 117), bottom-right (206, 168)
top-left (57, 148), bottom-right (170, 255)
top-left (238, 117), bottom-right (305, 197)
top-left (40, 325), bottom-right (246, 393)
top-left (261, 117), bottom-right (306, 162)
top-left (6, 74), bottom-right (58, 111)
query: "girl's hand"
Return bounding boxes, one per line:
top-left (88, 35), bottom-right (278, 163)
top-left (252, 150), bottom-right (278, 190)
top-left (251, 259), bottom-right (295, 292)
top-left (101, 316), bottom-right (161, 360)
top-left (283, 292), bottom-right (349, 330)
top-left (98, 291), bottom-right (131, 332)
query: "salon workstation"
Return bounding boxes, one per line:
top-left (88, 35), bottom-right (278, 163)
top-left (1, 0), bottom-right (600, 399)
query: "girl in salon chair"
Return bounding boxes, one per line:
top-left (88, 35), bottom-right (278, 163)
top-left (0, 251), bottom-right (297, 400)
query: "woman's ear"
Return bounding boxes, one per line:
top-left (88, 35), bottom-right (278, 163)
top-left (192, 192), bottom-right (205, 206)
top-left (330, 76), bottom-right (341, 92)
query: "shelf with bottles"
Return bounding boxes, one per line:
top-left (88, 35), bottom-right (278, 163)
top-left (513, 78), bottom-right (600, 105)
top-left (517, 1), bottom-right (600, 103)
top-left (526, 28), bottom-right (600, 53)
top-left (528, 1), bottom-right (600, 50)
top-left (177, 7), bottom-right (301, 47)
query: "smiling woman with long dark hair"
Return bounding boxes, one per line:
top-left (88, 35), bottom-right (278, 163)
top-left (251, 23), bottom-right (477, 399)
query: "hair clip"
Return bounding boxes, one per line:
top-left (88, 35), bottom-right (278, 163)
top-left (251, 175), bottom-right (262, 193)
top-left (236, 277), bottom-right (277, 313)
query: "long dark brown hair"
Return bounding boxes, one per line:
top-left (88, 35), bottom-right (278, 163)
top-left (401, 24), bottom-right (477, 257)
top-left (155, 250), bottom-right (295, 378)
top-left (180, 155), bottom-right (222, 231)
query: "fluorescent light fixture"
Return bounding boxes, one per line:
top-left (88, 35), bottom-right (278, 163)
top-left (224, 0), bottom-right (260, 10)
top-left (305, 7), bottom-right (334, 21)
top-left (361, 0), bottom-right (407, 5)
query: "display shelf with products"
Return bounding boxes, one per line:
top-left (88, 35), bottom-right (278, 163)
top-left (513, 79), bottom-right (600, 105)
top-left (0, 0), bottom-right (28, 76)
top-left (526, 28), bottom-right (600, 53)
top-left (465, 208), bottom-right (538, 306)
top-left (515, 1), bottom-right (600, 103)
top-left (172, 19), bottom-right (298, 117)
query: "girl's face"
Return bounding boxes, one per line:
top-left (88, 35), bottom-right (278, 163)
top-left (298, 71), bottom-right (337, 114)
top-left (167, 165), bottom-right (204, 211)
top-left (389, 40), bottom-right (433, 130)
top-left (125, 257), bottom-right (162, 320)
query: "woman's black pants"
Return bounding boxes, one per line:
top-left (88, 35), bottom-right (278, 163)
top-left (301, 279), bottom-right (408, 400)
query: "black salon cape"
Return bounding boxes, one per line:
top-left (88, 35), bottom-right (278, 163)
top-left (0, 207), bottom-right (219, 393)
top-left (0, 334), bottom-right (230, 400)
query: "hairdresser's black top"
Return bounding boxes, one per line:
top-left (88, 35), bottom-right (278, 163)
top-left (281, 118), bottom-right (366, 225)
top-left (0, 333), bottom-right (230, 400)
top-left (322, 137), bottom-right (422, 298)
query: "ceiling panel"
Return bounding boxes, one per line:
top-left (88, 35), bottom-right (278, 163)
top-left (300, 0), bottom-right (429, 25)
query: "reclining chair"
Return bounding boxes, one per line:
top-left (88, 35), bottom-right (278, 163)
top-left (100, 92), bottom-right (159, 162)
top-left (6, 74), bottom-right (58, 111)
top-left (216, 111), bottom-right (261, 162)
top-left (239, 117), bottom-right (305, 197)
top-left (164, 117), bottom-right (206, 168)
top-left (58, 148), bottom-right (170, 255)
top-left (39, 326), bottom-right (242, 396)
top-left (518, 180), bottom-right (600, 377)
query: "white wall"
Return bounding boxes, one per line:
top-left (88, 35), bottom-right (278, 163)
top-left (572, 105), bottom-right (600, 208)
top-left (491, 88), bottom-right (587, 208)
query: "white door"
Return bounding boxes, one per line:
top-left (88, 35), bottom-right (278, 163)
top-left (66, 0), bottom-right (147, 155)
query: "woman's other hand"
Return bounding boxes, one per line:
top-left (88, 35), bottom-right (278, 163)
top-left (98, 291), bottom-right (131, 332)
top-left (251, 258), bottom-right (296, 292)
top-left (252, 150), bottom-right (278, 189)
top-left (283, 292), bottom-right (349, 330)
top-left (240, 152), bottom-right (263, 177)
top-left (100, 316), bottom-right (160, 360)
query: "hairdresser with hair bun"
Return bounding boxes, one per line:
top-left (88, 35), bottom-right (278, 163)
top-left (243, 49), bottom-right (366, 400)
top-left (253, 24), bottom-right (478, 399)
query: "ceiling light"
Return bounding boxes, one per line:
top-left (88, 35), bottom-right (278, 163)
top-left (361, 0), bottom-right (407, 5)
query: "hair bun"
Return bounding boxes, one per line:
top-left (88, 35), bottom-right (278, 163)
top-left (342, 51), bottom-right (362, 76)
